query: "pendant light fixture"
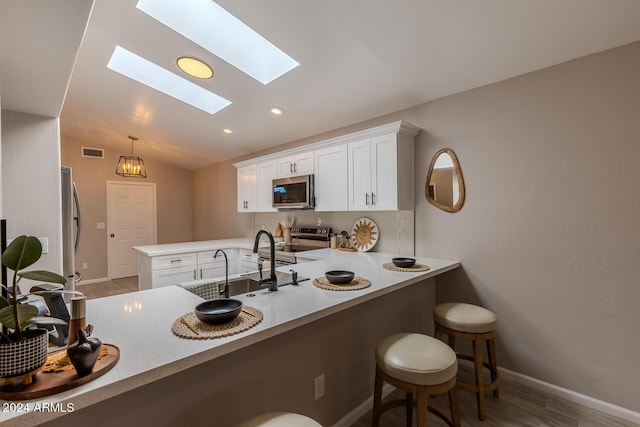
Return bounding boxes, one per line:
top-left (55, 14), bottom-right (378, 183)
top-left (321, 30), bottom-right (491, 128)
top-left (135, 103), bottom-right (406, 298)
top-left (115, 136), bottom-right (147, 178)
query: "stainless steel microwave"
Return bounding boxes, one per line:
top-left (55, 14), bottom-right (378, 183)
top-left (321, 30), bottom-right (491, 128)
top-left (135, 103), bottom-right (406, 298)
top-left (272, 174), bottom-right (315, 209)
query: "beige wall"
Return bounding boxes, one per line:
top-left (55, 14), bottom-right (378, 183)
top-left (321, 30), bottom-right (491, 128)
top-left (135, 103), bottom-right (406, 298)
top-left (191, 42), bottom-right (640, 414)
top-left (61, 136), bottom-right (192, 281)
top-left (1, 111), bottom-right (63, 288)
top-left (412, 42), bottom-right (640, 412)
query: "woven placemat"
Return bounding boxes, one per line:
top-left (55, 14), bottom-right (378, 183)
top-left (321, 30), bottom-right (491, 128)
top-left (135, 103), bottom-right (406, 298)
top-left (171, 306), bottom-right (263, 340)
top-left (313, 276), bottom-right (371, 291)
top-left (42, 345), bottom-right (110, 373)
top-left (382, 263), bottom-right (430, 272)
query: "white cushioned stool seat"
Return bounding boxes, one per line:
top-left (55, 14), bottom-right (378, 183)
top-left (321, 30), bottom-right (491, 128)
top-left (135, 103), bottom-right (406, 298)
top-left (434, 302), bottom-right (497, 333)
top-left (238, 412), bottom-right (321, 427)
top-left (372, 333), bottom-right (460, 427)
top-left (375, 333), bottom-right (458, 386)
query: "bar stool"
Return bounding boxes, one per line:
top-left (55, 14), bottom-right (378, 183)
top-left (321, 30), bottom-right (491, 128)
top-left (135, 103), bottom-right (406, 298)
top-left (434, 302), bottom-right (500, 420)
top-left (372, 333), bottom-right (460, 427)
top-left (237, 412), bottom-right (322, 427)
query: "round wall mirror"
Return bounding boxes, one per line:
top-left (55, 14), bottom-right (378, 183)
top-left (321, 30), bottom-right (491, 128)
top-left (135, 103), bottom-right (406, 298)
top-left (425, 148), bottom-right (465, 213)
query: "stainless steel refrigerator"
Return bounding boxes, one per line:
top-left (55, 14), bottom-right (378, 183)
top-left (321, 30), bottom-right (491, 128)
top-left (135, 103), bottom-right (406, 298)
top-left (61, 166), bottom-right (82, 292)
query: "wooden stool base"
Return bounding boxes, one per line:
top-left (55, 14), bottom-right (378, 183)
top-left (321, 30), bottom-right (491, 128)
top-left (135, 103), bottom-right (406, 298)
top-left (372, 366), bottom-right (460, 427)
top-left (434, 323), bottom-right (500, 421)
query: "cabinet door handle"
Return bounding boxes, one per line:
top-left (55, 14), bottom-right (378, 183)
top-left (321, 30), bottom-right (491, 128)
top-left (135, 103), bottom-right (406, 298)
top-left (371, 192), bottom-right (376, 205)
top-left (193, 270), bottom-right (196, 280)
top-left (200, 269), bottom-right (203, 279)
top-left (289, 163), bottom-right (293, 173)
top-left (365, 193), bottom-right (369, 205)
top-left (293, 163), bottom-right (297, 173)
top-left (170, 259), bottom-right (181, 263)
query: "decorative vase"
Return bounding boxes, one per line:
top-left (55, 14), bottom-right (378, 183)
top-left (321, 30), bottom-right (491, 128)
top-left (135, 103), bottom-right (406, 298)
top-left (0, 328), bottom-right (49, 378)
top-left (67, 329), bottom-right (102, 377)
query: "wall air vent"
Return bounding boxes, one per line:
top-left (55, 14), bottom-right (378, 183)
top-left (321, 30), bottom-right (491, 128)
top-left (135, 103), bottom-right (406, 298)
top-left (81, 147), bottom-right (104, 159)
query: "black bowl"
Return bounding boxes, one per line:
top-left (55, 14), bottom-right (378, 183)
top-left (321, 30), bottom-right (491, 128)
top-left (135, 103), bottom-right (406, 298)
top-left (325, 270), bottom-right (355, 285)
top-left (195, 299), bottom-right (243, 324)
top-left (392, 257), bottom-right (416, 268)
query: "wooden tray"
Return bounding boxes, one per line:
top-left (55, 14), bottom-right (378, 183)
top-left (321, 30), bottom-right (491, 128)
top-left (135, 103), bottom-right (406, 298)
top-left (0, 344), bottom-right (120, 401)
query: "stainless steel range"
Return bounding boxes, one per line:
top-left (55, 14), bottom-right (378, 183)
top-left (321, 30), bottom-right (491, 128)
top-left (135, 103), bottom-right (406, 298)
top-left (257, 225), bottom-right (331, 266)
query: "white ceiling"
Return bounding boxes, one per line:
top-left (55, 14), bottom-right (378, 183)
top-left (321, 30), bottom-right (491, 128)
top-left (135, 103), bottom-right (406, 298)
top-left (4, 0), bottom-right (640, 170)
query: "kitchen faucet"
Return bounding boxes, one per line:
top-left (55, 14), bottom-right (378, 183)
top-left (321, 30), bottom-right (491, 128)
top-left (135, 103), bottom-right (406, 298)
top-left (214, 249), bottom-right (230, 298)
top-left (253, 229), bottom-right (278, 291)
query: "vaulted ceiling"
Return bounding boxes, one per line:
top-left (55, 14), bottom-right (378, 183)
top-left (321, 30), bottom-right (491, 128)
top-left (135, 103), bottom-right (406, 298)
top-left (4, 0), bottom-right (640, 170)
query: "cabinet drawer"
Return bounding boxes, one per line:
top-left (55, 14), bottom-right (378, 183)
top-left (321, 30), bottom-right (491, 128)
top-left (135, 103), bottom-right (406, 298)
top-left (151, 266), bottom-right (196, 287)
top-left (198, 248), bottom-right (235, 264)
top-left (151, 252), bottom-right (197, 270)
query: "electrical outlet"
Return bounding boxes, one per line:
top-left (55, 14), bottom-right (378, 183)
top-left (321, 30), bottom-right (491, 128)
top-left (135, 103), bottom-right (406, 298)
top-left (82, 263), bottom-right (88, 270)
top-left (314, 374), bottom-right (325, 400)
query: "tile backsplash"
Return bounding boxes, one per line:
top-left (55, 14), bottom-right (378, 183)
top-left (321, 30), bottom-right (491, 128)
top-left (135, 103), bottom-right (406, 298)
top-left (253, 210), bottom-right (415, 256)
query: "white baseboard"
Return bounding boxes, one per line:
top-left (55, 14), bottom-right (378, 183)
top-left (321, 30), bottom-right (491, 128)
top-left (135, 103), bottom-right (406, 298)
top-left (500, 367), bottom-right (640, 425)
top-left (332, 383), bottom-right (394, 427)
top-left (76, 277), bottom-right (109, 285)
top-left (331, 369), bottom-right (640, 426)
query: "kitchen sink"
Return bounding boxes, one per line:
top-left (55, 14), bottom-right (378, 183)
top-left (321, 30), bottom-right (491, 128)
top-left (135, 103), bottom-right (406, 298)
top-left (178, 271), bottom-right (307, 300)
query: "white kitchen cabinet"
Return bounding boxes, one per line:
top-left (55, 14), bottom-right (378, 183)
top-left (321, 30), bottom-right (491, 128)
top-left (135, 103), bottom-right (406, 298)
top-left (277, 150), bottom-right (314, 177)
top-left (151, 265), bottom-right (197, 288)
top-left (237, 164), bottom-right (256, 212)
top-left (238, 162), bottom-right (277, 212)
top-left (233, 121), bottom-right (419, 212)
top-left (197, 249), bottom-right (235, 279)
top-left (138, 248), bottom-right (239, 289)
top-left (347, 132), bottom-right (414, 211)
top-left (314, 144), bottom-right (348, 211)
top-left (237, 249), bottom-right (259, 273)
top-left (255, 160), bottom-right (277, 212)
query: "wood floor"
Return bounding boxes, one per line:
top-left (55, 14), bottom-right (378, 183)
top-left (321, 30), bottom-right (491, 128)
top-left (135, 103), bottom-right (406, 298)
top-left (73, 280), bottom-right (637, 427)
top-left (350, 364), bottom-right (638, 427)
top-left (75, 276), bottom-right (138, 300)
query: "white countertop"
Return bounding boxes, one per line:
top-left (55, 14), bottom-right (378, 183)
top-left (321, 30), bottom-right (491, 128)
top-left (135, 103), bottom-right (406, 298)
top-left (132, 237), bottom-right (255, 256)
top-left (0, 249), bottom-right (459, 426)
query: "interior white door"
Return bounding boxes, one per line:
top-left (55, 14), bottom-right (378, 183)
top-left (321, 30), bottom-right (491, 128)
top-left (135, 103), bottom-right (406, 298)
top-left (107, 182), bottom-right (157, 279)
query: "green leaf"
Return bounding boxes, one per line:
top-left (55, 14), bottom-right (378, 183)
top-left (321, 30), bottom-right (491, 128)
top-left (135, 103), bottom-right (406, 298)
top-left (0, 297), bottom-right (9, 309)
top-left (0, 305), bottom-right (17, 329)
top-left (20, 270), bottom-right (67, 284)
top-left (0, 303), bottom-right (38, 331)
top-left (29, 316), bottom-right (67, 326)
top-left (1, 236), bottom-right (42, 271)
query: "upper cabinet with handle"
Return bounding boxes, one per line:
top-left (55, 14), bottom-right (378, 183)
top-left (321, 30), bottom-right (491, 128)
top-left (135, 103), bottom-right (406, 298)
top-left (276, 150), bottom-right (314, 178)
top-left (233, 121), bottom-right (420, 212)
top-left (347, 132), bottom-right (415, 211)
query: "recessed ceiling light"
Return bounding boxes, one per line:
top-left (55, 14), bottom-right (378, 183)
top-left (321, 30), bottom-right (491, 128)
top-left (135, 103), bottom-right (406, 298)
top-left (137, 0), bottom-right (299, 85)
top-left (177, 57), bottom-right (213, 79)
top-left (223, 128), bottom-right (233, 134)
top-left (107, 46), bottom-right (231, 115)
top-left (270, 106), bottom-right (284, 116)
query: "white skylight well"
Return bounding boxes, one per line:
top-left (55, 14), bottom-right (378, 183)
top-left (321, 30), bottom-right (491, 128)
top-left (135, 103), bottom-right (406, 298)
top-left (136, 0), bottom-right (300, 85)
top-left (107, 46), bottom-right (231, 114)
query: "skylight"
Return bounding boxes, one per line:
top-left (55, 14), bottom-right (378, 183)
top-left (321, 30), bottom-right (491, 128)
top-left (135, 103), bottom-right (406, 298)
top-left (136, 0), bottom-right (300, 85)
top-left (107, 46), bottom-right (231, 115)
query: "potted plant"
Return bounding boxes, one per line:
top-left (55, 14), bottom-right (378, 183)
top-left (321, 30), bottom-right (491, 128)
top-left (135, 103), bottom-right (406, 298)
top-left (0, 235), bottom-right (67, 378)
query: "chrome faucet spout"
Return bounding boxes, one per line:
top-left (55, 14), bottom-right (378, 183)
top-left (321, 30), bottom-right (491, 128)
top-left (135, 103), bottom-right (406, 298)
top-left (252, 229), bottom-right (278, 291)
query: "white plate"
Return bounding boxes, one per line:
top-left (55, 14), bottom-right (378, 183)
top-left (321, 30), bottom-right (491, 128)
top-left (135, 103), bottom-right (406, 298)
top-left (351, 217), bottom-right (379, 252)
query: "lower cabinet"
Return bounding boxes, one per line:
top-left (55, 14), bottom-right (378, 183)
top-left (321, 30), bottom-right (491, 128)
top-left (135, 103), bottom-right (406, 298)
top-left (151, 266), bottom-right (197, 288)
top-left (138, 248), bottom-right (240, 290)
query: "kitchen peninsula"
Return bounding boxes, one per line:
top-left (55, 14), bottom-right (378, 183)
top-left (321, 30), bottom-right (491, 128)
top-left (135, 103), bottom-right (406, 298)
top-left (0, 249), bottom-right (459, 427)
